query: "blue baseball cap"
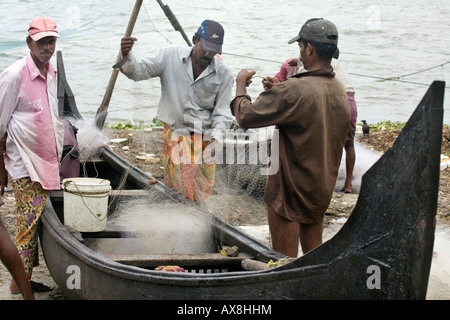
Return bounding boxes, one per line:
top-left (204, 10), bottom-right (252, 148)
top-left (197, 20), bottom-right (224, 54)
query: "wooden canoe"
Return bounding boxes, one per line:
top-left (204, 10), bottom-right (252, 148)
top-left (39, 51), bottom-right (444, 299)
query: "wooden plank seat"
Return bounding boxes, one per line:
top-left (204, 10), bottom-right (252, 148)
top-left (103, 253), bottom-right (255, 269)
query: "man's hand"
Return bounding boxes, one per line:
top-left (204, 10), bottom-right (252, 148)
top-left (288, 58), bottom-right (299, 67)
top-left (262, 76), bottom-right (280, 91)
top-left (235, 69), bottom-right (256, 96)
top-left (121, 37), bottom-right (138, 57)
top-left (236, 69), bottom-right (256, 87)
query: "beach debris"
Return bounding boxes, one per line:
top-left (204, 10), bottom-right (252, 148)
top-left (326, 208), bottom-right (339, 216)
top-left (110, 138), bottom-right (128, 144)
top-left (135, 153), bottom-right (160, 164)
top-left (441, 154), bottom-right (450, 170)
top-left (335, 217), bottom-right (348, 225)
top-left (219, 246), bottom-right (239, 257)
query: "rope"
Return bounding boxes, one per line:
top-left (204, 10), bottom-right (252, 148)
top-left (395, 61), bottom-right (450, 79)
top-left (222, 52), bottom-right (283, 64)
top-left (221, 52), bottom-right (450, 89)
top-left (142, 0), bottom-right (174, 45)
top-left (348, 72), bottom-right (450, 89)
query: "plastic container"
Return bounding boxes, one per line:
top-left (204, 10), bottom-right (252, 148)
top-left (62, 178), bottom-right (111, 232)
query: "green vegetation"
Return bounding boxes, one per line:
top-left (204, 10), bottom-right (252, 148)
top-left (368, 120), bottom-right (406, 131)
top-left (151, 117), bottom-right (164, 127)
top-left (365, 122), bottom-right (449, 157)
top-left (105, 117), bottom-right (163, 130)
top-left (108, 122), bottom-right (141, 130)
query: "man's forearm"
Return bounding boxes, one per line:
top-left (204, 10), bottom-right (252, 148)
top-left (236, 79), bottom-right (248, 97)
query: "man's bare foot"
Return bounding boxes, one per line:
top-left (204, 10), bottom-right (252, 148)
top-left (10, 279), bottom-right (19, 293)
top-left (341, 187), bottom-right (352, 193)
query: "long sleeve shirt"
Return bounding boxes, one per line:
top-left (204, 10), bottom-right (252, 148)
top-left (0, 53), bottom-right (64, 190)
top-left (230, 68), bottom-right (350, 224)
top-left (117, 46), bottom-right (234, 140)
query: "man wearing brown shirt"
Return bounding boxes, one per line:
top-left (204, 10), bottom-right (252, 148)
top-left (230, 18), bottom-right (350, 257)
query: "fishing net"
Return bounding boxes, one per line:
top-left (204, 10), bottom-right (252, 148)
top-left (71, 118), bottom-right (274, 258)
top-left (215, 121), bottom-right (274, 200)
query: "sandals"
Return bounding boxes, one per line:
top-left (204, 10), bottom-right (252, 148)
top-left (11, 281), bottom-right (53, 294)
top-left (31, 281), bottom-right (53, 292)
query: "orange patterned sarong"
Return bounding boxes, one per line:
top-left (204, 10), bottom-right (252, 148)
top-left (162, 124), bottom-right (215, 202)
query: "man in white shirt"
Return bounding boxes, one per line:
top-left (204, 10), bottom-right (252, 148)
top-left (0, 17), bottom-right (64, 295)
top-left (117, 20), bottom-right (234, 201)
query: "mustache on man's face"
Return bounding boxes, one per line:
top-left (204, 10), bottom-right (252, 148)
top-left (199, 56), bottom-right (212, 65)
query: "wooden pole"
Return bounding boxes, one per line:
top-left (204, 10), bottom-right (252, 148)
top-left (94, 0), bottom-right (143, 130)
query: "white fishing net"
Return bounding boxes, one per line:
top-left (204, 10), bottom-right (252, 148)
top-left (71, 119), bottom-right (275, 258)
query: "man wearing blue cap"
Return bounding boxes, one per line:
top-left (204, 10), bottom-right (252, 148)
top-left (118, 20), bottom-right (233, 201)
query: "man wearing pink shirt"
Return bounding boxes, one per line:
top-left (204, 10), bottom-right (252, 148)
top-left (0, 17), bottom-right (64, 295)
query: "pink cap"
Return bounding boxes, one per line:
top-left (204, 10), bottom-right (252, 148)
top-left (28, 17), bottom-right (60, 41)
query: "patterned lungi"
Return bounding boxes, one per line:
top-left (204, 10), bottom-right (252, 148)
top-left (12, 177), bottom-right (49, 278)
top-left (162, 124), bottom-right (215, 201)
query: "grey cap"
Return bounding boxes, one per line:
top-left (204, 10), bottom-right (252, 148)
top-left (288, 18), bottom-right (338, 45)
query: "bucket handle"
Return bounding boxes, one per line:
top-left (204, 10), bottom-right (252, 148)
top-left (62, 180), bottom-right (110, 222)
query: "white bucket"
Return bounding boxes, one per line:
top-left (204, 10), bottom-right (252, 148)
top-left (62, 178), bottom-right (111, 232)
